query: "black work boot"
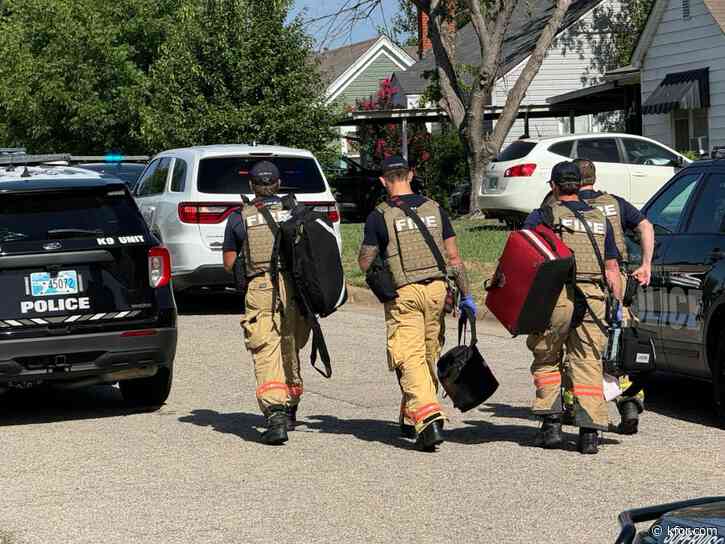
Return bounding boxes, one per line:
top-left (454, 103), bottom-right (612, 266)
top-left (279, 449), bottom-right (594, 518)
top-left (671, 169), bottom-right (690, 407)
top-left (400, 423), bottom-right (416, 439)
top-left (537, 415), bottom-right (563, 449)
top-left (617, 400), bottom-right (640, 435)
top-left (287, 405), bottom-right (298, 431)
top-left (416, 419), bottom-right (444, 452)
top-left (578, 428), bottom-right (599, 454)
top-left (261, 406), bottom-right (288, 445)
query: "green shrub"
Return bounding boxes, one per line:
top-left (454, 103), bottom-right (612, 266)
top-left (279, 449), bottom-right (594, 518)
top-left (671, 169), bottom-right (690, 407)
top-left (416, 127), bottom-right (469, 211)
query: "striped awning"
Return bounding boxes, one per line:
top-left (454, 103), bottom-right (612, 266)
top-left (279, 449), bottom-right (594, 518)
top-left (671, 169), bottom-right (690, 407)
top-left (642, 68), bottom-right (710, 115)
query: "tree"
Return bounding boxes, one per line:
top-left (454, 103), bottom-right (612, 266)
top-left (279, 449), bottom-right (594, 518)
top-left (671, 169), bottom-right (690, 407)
top-left (140, 0), bottom-right (336, 158)
top-left (315, 0), bottom-right (572, 213)
top-left (0, 0), bottom-right (176, 153)
top-left (387, 0), bottom-right (419, 47)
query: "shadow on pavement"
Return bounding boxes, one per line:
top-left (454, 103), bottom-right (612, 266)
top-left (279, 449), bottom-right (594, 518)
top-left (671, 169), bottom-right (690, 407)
top-left (304, 414), bottom-right (417, 451)
top-left (176, 291), bottom-right (242, 316)
top-left (178, 409), bottom-right (267, 443)
top-left (0, 385), bottom-right (150, 426)
top-left (478, 402), bottom-right (534, 422)
top-left (639, 372), bottom-right (723, 429)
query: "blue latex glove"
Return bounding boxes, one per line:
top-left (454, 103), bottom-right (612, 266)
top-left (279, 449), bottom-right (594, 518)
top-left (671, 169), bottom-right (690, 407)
top-left (615, 303), bottom-right (624, 324)
top-left (459, 295), bottom-right (477, 318)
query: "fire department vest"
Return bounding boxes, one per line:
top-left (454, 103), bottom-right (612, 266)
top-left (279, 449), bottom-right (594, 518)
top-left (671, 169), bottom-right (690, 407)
top-left (376, 198), bottom-right (447, 288)
top-left (547, 202), bottom-right (607, 281)
top-left (581, 191), bottom-right (628, 261)
top-left (241, 201), bottom-right (290, 278)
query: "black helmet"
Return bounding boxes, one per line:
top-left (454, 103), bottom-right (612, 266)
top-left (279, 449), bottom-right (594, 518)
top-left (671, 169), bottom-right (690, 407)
top-left (550, 161), bottom-right (582, 186)
top-left (250, 161), bottom-right (280, 185)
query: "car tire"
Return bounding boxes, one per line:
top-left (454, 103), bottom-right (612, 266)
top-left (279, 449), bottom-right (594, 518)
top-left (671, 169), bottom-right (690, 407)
top-left (119, 366), bottom-right (172, 408)
top-left (713, 334), bottom-right (725, 428)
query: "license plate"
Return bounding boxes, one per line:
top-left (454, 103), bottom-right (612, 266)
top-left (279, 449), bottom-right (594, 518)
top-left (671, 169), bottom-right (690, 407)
top-left (488, 176), bottom-right (498, 190)
top-left (30, 271), bottom-right (79, 297)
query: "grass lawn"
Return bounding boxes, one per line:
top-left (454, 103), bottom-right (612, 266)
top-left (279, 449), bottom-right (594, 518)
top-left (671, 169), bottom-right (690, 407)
top-left (340, 218), bottom-right (509, 305)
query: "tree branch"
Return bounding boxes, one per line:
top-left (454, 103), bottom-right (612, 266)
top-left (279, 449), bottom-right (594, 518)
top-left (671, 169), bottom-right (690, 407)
top-left (416, 0), bottom-right (466, 128)
top-left (491, 0), bottom-right (572, 151)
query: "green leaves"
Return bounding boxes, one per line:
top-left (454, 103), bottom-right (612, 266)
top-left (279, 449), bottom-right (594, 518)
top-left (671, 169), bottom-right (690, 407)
top-left (0, 0), bottom-right (335, 157)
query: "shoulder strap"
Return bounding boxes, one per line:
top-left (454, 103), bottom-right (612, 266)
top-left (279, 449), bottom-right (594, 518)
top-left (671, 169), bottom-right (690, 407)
top-left (253, 199), bottom-right (280, 236)
top-left (540, 205), bottom-right (555, 230)
top-left (569, 207), bottom-right (607, 286)
top-left (391, 197), bottom-right (447, 276)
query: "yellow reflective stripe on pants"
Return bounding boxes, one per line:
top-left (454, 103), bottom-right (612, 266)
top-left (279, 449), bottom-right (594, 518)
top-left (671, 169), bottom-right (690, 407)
top-left (385, 280), bottom-right (447, 433)
top-left (241, 273), bottom-right (311, 414)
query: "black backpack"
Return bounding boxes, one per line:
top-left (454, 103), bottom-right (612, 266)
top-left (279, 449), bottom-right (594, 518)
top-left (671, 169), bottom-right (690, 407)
top-left (260, 201), bottom-right (347, 379)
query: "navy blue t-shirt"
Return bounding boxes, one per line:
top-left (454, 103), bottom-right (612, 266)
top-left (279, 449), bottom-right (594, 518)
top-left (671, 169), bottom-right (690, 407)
top-left (579, 189), bottom-right (645, 231)
top-left (222, 196), bottom-right (282, 254)
top-left (524, 200), bottom-right (619, 260)
top-left (363, 195), bottom-right (455, 258)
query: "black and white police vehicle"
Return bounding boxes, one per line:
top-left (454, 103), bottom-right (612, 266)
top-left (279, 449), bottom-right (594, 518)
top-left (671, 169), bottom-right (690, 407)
top-left (0, 153), bottom-right (177, 407)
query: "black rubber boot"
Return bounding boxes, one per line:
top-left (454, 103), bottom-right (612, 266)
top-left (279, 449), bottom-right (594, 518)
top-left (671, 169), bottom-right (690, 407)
top-left (578, 428), bottom-right (599, 454)
top-left (617, 400), bottom-right (640, 435)
top-left (537, 416), bottom-right (563, 449)
top-left (261, 406), bottom-right (289, 445)
top-left (287, 405), bottom-right (298, 431)
top-left (416, 419), bottom-right (444, 452)
top-left (400, 423), bottom-right (416, 439)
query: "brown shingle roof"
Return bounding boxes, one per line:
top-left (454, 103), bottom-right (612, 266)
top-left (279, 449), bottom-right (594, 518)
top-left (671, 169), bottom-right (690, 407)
top-left (704, 0), bottom-right (725, 34)
top-left (317, 37), bottom-right (379, 84)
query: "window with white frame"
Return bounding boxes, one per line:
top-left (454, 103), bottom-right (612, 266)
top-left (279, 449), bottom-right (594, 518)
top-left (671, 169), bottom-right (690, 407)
top-left (673, 108), bottom-right (709, 154)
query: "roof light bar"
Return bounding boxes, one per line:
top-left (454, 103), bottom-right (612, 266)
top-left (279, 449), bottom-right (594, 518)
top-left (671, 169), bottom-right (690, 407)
top-left (0, 153), bottom-right (72, 166)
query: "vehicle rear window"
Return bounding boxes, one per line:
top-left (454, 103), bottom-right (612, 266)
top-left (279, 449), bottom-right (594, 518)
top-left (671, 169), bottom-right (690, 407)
top-left (197, 156), bottom-right (326, 194)
top-left (548, 141), bottom-right (574, 158)
top-left (495, 141), bottom-right (537, 162)
top-left (0, 188), bottom-right (146, 243)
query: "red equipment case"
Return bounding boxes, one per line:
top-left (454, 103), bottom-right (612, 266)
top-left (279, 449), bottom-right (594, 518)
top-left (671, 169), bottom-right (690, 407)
top-left (485, 225), bottom-right (574, 335)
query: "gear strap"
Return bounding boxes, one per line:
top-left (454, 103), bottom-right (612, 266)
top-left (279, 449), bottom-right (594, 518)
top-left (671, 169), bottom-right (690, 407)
top-left (390, 197), bottom-right (448, 279)
top-left (569, 207), bottom-right (613, 334)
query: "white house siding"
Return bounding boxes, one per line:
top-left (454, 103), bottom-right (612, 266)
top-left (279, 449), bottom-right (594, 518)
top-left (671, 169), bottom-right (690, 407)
top-left (494, 0), bottom-right (620, 147)
top-left (641, 0), bottom-right (725, 151)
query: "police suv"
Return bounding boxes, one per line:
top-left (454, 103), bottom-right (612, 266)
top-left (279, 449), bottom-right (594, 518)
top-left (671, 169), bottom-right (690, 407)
top-left (0, 154), bottom-right (177, 406)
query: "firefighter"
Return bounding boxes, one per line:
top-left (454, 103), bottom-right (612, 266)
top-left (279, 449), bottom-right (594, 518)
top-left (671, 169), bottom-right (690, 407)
top-left (357, 156), bottom-right (474, 452)
top-left (524, 161), bottom-right (623, 454)
top-left (222, 161), bottom-right (311, 445)
top-left (574, 158), bottom-right (654, 434)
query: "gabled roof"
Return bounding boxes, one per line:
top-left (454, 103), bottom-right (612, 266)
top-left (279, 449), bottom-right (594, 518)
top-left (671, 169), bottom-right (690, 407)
top-left (317, 35), bottom-right (417, 104)
top-left (392, 0), bottom-right (606, 96)
top-left (631, 0), bottom-right (725, 68)
top-left (704, 0), bottom-right (725, 34)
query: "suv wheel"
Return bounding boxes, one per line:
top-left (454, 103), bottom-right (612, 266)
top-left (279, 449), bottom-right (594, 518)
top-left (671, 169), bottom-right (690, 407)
top-left (119, 366), bottom-right (172, 408)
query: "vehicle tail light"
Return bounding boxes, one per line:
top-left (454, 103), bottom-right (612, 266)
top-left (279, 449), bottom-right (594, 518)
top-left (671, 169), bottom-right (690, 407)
top-left (178, 202), bottom-right (238, 224)
top-left (148, 247), bottom-right (171, 288)
top-left (504, 163), bottom-right (537, 177)
top-left (309, 202), bottom-right (340, 223)
top-left (121, 329), bottom-right (159, 337)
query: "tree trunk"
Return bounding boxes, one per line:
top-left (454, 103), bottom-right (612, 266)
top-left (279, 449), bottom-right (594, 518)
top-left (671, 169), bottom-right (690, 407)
top-left (468, 142), bottom-right (498, 215)
top-left (467, 151), bottom-right (485, 215)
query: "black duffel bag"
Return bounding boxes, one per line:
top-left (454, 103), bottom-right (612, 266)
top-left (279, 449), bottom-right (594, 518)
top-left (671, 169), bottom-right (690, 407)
top-left (605, 325), bottom-right (657, 377)
top-left (437, 308), bottom-right (499, 412)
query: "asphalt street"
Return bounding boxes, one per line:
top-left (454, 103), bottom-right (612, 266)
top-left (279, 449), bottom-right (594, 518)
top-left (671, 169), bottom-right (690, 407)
top-left (0, 295), bottom-right (723, 544)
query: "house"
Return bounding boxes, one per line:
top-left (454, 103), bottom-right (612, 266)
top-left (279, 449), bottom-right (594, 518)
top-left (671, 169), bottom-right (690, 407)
top-left (391, 0), bottom-right (623, 145)
top-left (628, 0), bottom-right (724, 154)
top-left (318, 35), bottom-right (417, 158)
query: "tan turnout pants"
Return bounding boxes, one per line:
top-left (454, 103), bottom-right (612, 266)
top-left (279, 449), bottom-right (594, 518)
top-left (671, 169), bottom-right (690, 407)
top-left (384, 280), bottom-right (447, 433)
top-left (241, 273), bottom-right (311, 414)
top-left (527, 283), bottom-right (609, 431)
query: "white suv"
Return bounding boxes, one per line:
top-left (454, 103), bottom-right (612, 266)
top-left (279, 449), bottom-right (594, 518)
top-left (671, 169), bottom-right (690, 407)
top-left (133, 145), bottom-right (341, 292)
top-left (479, 133), bottom-right (689, 225)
